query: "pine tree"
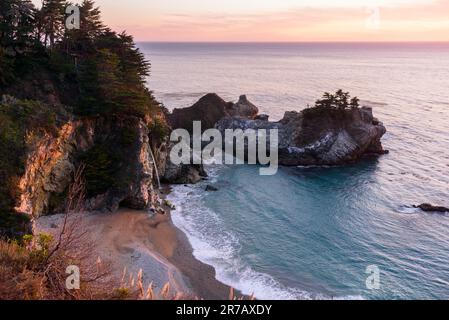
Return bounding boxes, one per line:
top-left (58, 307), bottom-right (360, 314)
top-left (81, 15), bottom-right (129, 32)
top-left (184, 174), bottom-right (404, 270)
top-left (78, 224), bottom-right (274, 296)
top-left (95, 48), bottom-right (121, 113)
top-left (0, 0), bottom-right (36, 54)
top-left (0, 47), bottom-right (15, 86)
top-left (335, 89), bottom-right (350, 110)
top-left (64, 0), bottom-right (104, 54)
top-left (80, 0), bottom-right (103, 39)
top-left (40, 0), bottom-right (66, 49)
top-left (315, 90), bottom-right (356, 111)
top-left (315, 92), bottom-right (334, 109)
top-left (78, 48), bottom-right (121, 115)
top-left (350, 97), bottom-right (360, 109)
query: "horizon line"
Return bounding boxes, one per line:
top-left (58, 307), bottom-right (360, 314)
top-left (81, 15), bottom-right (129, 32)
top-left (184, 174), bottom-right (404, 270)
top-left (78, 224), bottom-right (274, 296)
top-left (136, 40), bottom-right (449, 44)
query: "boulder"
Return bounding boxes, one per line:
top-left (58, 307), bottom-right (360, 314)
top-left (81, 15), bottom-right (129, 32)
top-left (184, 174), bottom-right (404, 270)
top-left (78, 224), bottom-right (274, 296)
top-left (162, 153), bottom-right (207, 184)
top-left (158, 139), bottom-right (208, 185)
top-left (255, 114), bottom-right (270, 121)
top-left (205, 185), bottom-right (219, 192)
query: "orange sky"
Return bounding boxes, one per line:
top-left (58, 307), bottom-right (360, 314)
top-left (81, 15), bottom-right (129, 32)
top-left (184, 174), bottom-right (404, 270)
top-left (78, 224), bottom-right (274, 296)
top-left (33, 0), bottom-right (449, 42)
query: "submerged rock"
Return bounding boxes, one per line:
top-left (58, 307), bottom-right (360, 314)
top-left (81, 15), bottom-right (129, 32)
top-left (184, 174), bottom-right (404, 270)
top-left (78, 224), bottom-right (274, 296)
top-left (415, 203), bottom-right (449, 214)
top-left (205, 185), bottom-right (219, 192)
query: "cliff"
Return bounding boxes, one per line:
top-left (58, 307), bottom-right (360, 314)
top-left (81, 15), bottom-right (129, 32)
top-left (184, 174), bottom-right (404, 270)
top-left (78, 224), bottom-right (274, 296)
top-left (15, 116), bottom-right (160, 217)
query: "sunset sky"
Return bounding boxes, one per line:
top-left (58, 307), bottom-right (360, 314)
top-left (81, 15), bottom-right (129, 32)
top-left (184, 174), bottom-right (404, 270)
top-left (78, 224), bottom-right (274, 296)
top-left (33, 0), bottom-right (449, 42)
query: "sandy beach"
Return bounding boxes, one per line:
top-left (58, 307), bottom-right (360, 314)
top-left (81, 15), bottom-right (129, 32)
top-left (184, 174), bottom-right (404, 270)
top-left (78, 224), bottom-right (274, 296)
top-left (35, 198), bottom-right (232, 300)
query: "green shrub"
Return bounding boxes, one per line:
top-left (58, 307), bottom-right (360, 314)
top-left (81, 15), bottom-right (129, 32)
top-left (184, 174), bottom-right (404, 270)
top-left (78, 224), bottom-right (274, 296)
top-left (120, 125), bottom-right (138, 147)
top-left (79, 144), bottom-right (120, 197)
top-left (149, 118), bottom-right (170, 140)
top-left (314, 89), bottom-right (359, 111)
top-left (0, 47), bottom-right (15, 86)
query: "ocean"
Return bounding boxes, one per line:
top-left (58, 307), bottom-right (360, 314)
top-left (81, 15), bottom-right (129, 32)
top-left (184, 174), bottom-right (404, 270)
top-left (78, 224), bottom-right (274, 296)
top-left (140, 42), bottom-right (449, 300)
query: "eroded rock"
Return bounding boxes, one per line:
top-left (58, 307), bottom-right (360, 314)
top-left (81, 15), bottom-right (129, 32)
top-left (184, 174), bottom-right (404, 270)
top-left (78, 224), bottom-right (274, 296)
top-left (16, 116), bottom-right (161, 217)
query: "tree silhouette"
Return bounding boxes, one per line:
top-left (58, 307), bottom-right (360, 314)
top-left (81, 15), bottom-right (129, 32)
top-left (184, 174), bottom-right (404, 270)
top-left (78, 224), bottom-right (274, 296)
top-left (1, 0), bottom-right (159, 117)
top-left (0, 0), bottom-right (36, 54)
top-left (40, 0), bottom-right (65, 49)
top-left (350, 97), bottom-right (360, 109)
top-left (315, 90), bottom-right (359, 111)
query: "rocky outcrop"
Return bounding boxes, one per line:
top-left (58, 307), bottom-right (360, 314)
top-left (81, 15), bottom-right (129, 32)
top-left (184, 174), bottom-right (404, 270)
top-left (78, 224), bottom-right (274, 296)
top-left (163, 94), bottom-right (261, 182)
top-left (167, 93), bottom-right (386, 167)
top-left (216, 106), bottom-right (387, 166)
top-left (154, 140), bottom-right (208, 184)
top-left (169, 93), bottom-right (232, 133)
top-left (169, 93), bottom-right (259, 132)
top-left (162, 161), bottom-right (207, 184)
top-left (15, 116), bottom-right (161, 217)
top-left (255, 114), bottom-right (270, 121)
top-left (414, 203), bottom-right (449, 214)
top-left (227, 95), bottom-right (259, 119)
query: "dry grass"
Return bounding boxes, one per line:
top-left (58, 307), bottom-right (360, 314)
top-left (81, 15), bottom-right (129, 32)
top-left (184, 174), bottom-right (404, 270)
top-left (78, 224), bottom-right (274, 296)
top-left (114, 268), bottom-right (253, 301)
top-left (111, 267), bottom-right (191, 300)
top-left (0, 233), bottom-right (110, 300)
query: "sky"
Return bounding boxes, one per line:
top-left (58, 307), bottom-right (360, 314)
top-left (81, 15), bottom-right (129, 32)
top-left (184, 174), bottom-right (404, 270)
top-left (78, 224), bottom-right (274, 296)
top-left (32, 0), bottom-right (449, 42)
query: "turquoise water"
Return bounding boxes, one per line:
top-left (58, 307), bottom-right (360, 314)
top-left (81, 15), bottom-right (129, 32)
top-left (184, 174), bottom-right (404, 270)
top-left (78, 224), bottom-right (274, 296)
top-left (141, 43), bottom-right (449, 299)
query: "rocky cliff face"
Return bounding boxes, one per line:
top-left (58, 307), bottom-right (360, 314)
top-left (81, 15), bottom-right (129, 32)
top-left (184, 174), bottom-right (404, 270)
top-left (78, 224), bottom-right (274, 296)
top-left (15, 116), bottom-right (161, 217)
top-left (216, 106), bottom-right (387, 166)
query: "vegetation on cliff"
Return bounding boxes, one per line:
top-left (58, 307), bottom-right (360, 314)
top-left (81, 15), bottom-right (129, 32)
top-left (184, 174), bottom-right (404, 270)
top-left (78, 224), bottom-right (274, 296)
top-left (0, 0), bottom-right (170, 237)
top-left (314, 89), bottom-right (360, 111)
